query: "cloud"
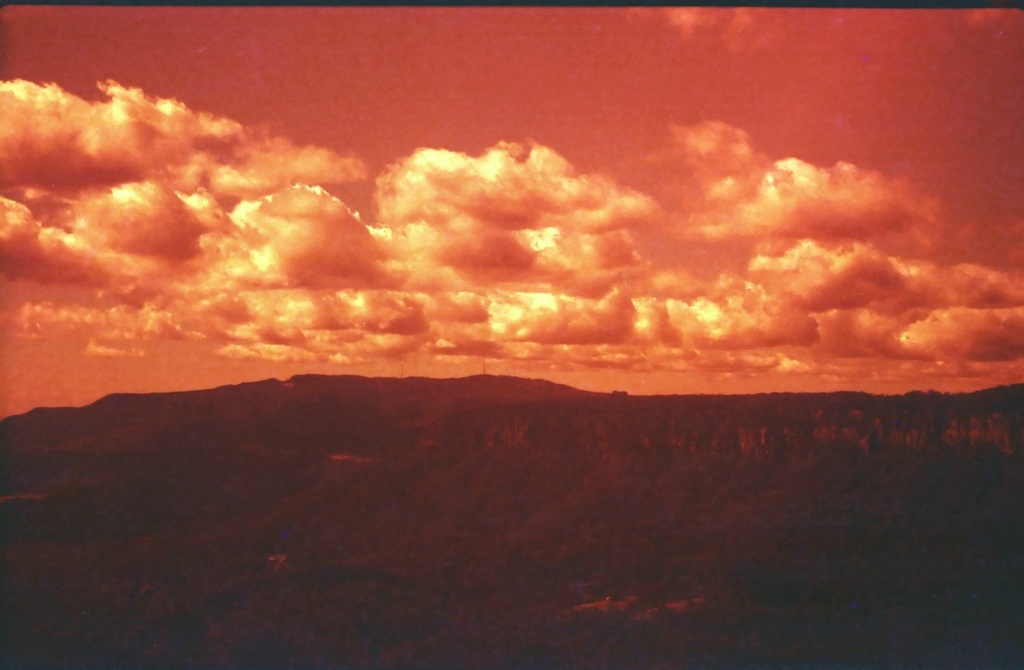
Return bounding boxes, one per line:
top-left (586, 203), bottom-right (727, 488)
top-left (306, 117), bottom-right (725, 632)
top-left (940, 217), bottom-right (1024, 269)
top-left (651, 8), bottom-right (769, 52)
top-left (487, 289), bottom-right (637, 346)
top-left (660, 121), bottom-right (944, 265)
top-left (670, 121), bottom-right (763, 186)
top-left (815, 308), bottom-right (909, 359)
top-left (1, 80), bottom-right (182, 190)
top-left (215, 342), bottom-right (320, 363)
top-left (0, 195), bottom-right (107, 284)
top-left (17, 301), bottom-right (193, 341)
top-left (217, 184), bottom-right (395, 289)
top-left (664, 279), bottom-right (819, 350)
top-left (937, 263), bottom-right (1024, 308)
top-left (72, 181), bottom-right (209, 262)
top-left (1, 80), bottom-right (374, 297)
top-left (0, 81), bottom-right (433, 371)
top-left (189, 288), bottom-right (431, 364)
top-left (0, 79), bottom-right (364, 195)
top-left (748, 240), bottom-right (924, 313)
top-left (692, 162), bottom-right (937, 246)
top-left (5, 80), bottom-right (1024, 388)
top-left (751, 239), bottom-right (1024, 314)
top-left (377, 142), bottom-right (653, 234)
top-left (897, 307), bottom-right (1024, 362)
top-left (85, 339), bottom-right (145, 358)
top-left (208, 137), bottom-right (365, 199)
top-left (426, 292), bottom-right (491, 325)
top-left (375, 141), bottom-right (657, 295)
top-left (2, 181), bottom-right (227, 290)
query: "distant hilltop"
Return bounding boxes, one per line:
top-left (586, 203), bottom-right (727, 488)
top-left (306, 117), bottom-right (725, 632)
top-left (3, 374), bottom-right (1022, 459)
top-left (8, 373), bottom-right (1024, 418)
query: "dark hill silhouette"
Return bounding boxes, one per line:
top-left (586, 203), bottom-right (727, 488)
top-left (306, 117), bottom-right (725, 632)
top-left (2, 376), bottom-right (1024, 669)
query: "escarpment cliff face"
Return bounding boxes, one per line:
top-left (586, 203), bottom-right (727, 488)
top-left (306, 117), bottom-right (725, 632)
top-left (3, 377), bottom-right (1024, 670)
top-left (425, 388), bottom-right (1024, 459)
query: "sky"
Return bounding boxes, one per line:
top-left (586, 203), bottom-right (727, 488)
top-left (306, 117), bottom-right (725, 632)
top-left (2, 7), bottom-right (1023, 416)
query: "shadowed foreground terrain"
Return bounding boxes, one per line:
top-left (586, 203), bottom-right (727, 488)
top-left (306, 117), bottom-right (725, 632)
top-left (3, 375), bottom-right (1024, 669)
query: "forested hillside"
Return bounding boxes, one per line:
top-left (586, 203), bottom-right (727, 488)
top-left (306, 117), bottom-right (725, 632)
top-left (3, 376), bottom-right (1023, 669)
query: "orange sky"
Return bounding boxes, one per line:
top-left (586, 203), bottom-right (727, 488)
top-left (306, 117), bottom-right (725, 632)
top-left (2, 7), bottom-right (1023, 416)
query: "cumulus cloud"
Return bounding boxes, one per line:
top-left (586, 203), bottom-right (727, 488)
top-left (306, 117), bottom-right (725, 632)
top-left (72, 181), bottom-right (209, 262)
top-left (0, 195), bottom-right (107, 284)
top-left (670, 123), bottom-right (941, 246)
top-left (375, 141), bottom-right (657, 295)
top-left (377, 142), bottom-right (653, 234)
top-left (0, 79), bottom-right (364, 195)
top-left (738, 235), bottom-right (1024, 365)
top-left (4, 79), bottom-right (1023, 388)
top-left (748, 240), bottom-right (925, 312)
top-left (178, 288), bottom-right (430, 365)
top-left (1, 80), bottom-right (199, 190)
top-left (208, 138), bottom-right (365, 199)
top-left (3, 83), bottom-right (665, 369)
top-left (815, 308), bottom-right (910, 359)
top-left (750, 240), bottom-right (1024, 314)
top-left (1, 80), bottom-right (374, 293)
top-left (937, 263), bottom-right (1024, 308)
top-left (670, 121), bottom-right (763, 187)
top-left (1, 81), bottom-right (429, 367)
top-left (664, 279), bottom-right (819, 350)
top-left (897, 307), bottom-right (1024, 362)
top-left (216, 184), bottom-right (394, 289)
top-left (487, 289), bottom-right (637, 346)
top-left (645, 118), bottom-right (1024, 376)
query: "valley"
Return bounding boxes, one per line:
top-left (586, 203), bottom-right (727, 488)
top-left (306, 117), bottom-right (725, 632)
top-left (3, 375), bottom-right (1023, 669)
